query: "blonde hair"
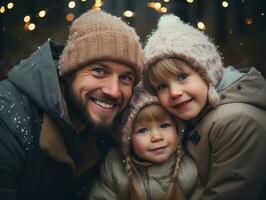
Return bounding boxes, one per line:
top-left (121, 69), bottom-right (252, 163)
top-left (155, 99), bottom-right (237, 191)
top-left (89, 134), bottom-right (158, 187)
top-left (126, 104), bottom-right (186, 200)
top-left (143, 58), bottom-right (219, 107)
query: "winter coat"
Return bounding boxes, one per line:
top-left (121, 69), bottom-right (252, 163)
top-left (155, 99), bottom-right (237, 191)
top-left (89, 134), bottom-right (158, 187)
top-left (89, 149), bottom-right (198, 200)
top-left (186, 67), bottom-right (266, 200)
top-left (0, 40), bottom-right (113, 200)
top-left (89, 83), bottom-right (199, 200)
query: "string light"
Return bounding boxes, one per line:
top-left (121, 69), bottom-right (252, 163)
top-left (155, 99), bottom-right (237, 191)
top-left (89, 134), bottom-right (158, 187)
top-left (7, 2), bottom-right (14, 9)
top-left (24, 22), bottom-right (30, 30)
top-left (95, 0), bottom-right (102, 7)
top-left (92, 0), bottom-right (102, 10)
top-left (68, 1), bottom-right (76, 9)
top-left (66, 13), bottom-right (75, 22)
top-left (123, 10), bottom-right (135, 18)
top-left (222, 1), bottom-right (229, 8)
top-left (24, 15), bottom-right (31, 23)
top-left (0, 6), bottom-right (5, 13)
top-left (1, 0), bottom-right (262, 33)
top-left (160, 7), bottom-right (168, 13)
top-left (38, 10), bottom-right (46, 18)
top-left (245, 18), bottom-right (253, 25)
top-left (197, 21), bottom-right (206, 31)
top-left (29, 23), bottom-right (36, 31)
top-left (154, 2), bottom-right (162, 9)
top-left (147, 2), bottom-right (162, 12)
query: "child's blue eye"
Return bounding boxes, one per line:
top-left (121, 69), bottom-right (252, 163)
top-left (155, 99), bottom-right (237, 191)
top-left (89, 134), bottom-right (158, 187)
top-left (160, 123), bottom-right (170, 128)
top-left (137, 128), bottom-right (149, 134)
top-left (157, 84), bottom-right (167, 91)
top-left (177, 73), bottom-right (188, 81)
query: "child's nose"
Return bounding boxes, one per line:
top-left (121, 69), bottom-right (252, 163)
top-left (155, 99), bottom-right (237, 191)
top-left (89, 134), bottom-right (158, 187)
top-left (150, 130), bottom-right (163, 142)
top-left (169, 83), bottom-right (183, 98)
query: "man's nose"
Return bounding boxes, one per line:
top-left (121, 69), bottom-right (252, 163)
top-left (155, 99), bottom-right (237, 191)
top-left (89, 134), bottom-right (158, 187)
top-left (102, 76), bottom-right (121, 99)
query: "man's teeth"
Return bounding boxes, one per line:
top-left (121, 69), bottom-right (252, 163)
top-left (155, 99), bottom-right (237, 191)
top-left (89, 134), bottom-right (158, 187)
top-left (94, 100), bottom-right (114, 108)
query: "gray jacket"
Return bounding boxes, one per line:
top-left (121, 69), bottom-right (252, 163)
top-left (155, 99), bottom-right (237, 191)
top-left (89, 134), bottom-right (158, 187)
top-left (89, 149), bottom-right (198, 200)
top-left (187, 67), bottom-right (266, 200)
top-left (0, 41), bottom-right (110, 200)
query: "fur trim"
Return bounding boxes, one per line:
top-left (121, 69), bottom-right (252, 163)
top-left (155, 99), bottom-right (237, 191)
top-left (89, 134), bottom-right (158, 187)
top-left (144, 14), bottom-right (224, 88)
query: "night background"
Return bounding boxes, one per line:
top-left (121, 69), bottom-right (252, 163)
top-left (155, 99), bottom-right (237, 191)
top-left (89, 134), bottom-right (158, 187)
top-left (0, 0), bottom-right (266, 79)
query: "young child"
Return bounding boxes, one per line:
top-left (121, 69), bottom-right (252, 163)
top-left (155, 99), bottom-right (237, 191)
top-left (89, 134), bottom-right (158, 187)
top-left (89, 84), bottom-right (198, 200)
top-left (143, 14), bottom-right (266, 199)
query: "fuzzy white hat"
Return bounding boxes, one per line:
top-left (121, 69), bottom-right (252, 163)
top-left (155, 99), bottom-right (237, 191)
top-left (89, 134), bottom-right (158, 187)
top-left (144, 14), bottom-right (224, 106)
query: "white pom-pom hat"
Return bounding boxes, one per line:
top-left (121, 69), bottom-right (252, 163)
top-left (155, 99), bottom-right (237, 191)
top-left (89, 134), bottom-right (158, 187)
top-left (144, 14), bottom-right (224, 106)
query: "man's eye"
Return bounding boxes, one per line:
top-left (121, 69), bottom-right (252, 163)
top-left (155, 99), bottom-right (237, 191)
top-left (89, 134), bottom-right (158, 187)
top-left (120, 75), bottom-right (134, 84)
top-left (92, 68), bottom-right (105, 76)
top-left (137, 128), bottom-right (149, 134)
top-left (156, 84), bottom-right (167, 91)
top-left (177, 73), bottom-right (188, 81)
top-left (160, 123), bottom-right (170, 129)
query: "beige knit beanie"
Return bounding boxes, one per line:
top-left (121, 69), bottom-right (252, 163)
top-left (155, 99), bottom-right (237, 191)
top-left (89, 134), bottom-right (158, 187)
top-left (144, 14), bottom-right (224, 106)
top-left (59, 10), bottom-right (144, 77)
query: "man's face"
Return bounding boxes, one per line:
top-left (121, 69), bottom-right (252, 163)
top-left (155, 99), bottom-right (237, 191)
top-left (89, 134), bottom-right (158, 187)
top-left (66, 61), bottom-right (136, 129)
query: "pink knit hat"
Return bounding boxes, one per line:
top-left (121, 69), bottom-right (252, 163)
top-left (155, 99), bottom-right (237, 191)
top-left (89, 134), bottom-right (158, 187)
top-left (59, 10), bottom-right (144, 77)
top-left (144, 14), bottom-right (224, 106)
top-left (120, 83), bottom-right (159, 156)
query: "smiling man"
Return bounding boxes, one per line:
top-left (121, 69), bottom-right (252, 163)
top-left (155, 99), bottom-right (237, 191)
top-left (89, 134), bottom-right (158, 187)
top-left (0, 10), bottom-right (143, 200)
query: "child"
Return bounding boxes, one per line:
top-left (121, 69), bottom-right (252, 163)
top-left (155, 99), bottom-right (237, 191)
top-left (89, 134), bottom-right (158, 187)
top-left (89, 84), bottom-right (198, 200)
top-left (143, 14), bottom-right (266, 199)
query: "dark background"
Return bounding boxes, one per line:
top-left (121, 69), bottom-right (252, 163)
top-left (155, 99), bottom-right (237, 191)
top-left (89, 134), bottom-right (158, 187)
top-left (0, 0), bottom-right (265, 79)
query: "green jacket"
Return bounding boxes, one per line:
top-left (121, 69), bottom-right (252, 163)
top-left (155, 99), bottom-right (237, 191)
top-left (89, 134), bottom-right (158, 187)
top-left (186, 67), bottom-right (266, 200)
top-left (0, 41), bottom-right (112, 200)
top-left (89, 149), bottom-right (198, 200)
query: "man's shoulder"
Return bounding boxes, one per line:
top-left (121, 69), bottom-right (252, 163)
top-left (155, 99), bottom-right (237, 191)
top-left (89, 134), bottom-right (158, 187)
top-left (0, 79), bottom-right (41, 152)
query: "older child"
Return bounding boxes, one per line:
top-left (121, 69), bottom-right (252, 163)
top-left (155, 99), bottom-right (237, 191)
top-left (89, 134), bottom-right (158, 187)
top-left (89, 84), bottom-right (198, 200)
top-left (143, 14), bottom-right (266, 199)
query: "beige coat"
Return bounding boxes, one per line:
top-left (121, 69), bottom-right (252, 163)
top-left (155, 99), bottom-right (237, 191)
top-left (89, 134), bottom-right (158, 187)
top-left (89, 149), bottom-right (198, 200)
top-left (187, 67), bottom-right (266, 200)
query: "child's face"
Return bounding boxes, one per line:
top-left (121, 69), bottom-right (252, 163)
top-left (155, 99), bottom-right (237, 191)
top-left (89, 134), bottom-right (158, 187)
top-left (132, 117), bottom-right (179, 164)
top-left (154, 61), bottom-right (208, 120)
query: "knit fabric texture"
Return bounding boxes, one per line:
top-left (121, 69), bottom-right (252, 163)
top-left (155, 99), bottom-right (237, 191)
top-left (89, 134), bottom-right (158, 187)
top-left (144, 14), bottom-right (224, 88)
top-left (120, 83), bottom-right (159, 157)
top-left (59, 10), bottom-right (144, 76)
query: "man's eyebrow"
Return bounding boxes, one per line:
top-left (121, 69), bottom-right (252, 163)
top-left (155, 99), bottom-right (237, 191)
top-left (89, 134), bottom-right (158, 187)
top-left (124, 70), bottom-right (136, 76)
top-left (90, 61), bottom-right (108, 68)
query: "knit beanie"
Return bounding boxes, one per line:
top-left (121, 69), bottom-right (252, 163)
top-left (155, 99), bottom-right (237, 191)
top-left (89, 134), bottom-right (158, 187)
top-left (59, 10), bottom-right (144, 77)
top-left (144, 14), bottom-right (224, 106)
top-left (120, 82), bottom-right (159, 157)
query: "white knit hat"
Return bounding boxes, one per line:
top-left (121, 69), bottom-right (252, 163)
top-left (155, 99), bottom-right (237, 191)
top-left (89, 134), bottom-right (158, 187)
top-left (144, 14), bottom-right (224, 106)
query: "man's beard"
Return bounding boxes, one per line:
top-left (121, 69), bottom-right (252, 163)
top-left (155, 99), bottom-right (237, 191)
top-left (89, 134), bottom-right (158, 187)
top-left (65, 85), bottom-right (122, 134)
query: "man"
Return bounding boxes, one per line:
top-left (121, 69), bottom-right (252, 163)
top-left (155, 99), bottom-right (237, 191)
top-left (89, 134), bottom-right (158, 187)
top-left (0, 10), bottom-right (143, 200)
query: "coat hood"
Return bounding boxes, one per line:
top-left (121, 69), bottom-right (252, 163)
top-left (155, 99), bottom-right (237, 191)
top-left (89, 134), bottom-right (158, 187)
top-left (7, 40), bottom-right (79, 168)
top-left (7, 40), bottom-right (76, 140)
top-left (7, 41), bottom-right (68, 121)
top-left (216, 66), bottom-right (266, 109)
top-left (120, 83), bottom-right (159, 157)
